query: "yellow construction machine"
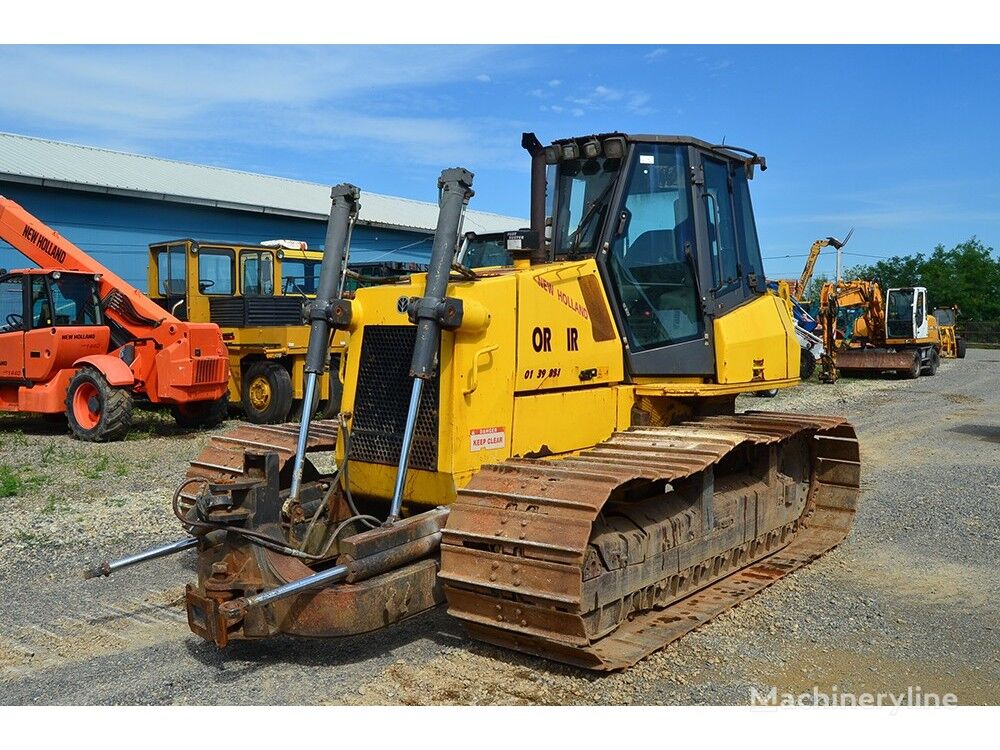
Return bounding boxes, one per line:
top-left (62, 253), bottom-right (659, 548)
top-left (818, 279), bottom-right (943, 381)
top-left (932, 306), bottom-right (966, 359)
top-left (148, 239), bottom-right (348, 422)
top-left (91, 133), bottom-right (860, 671)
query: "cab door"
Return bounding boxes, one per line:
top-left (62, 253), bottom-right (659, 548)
top-left (914, 289), bottom-right (929, 339)
top-left (0, 274), bottom-right (27, 380)
top-left (696, 153), bottom-right (765, 315)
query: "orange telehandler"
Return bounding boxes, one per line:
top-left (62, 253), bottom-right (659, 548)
top-left (0, 197), bottom-right (230, 441)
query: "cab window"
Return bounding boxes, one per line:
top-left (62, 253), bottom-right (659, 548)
top-left (280, 258), bottom-right (320, 296)
top-left (732, 168), bottom-right (766, 291)
top-left (48, 274), bottom-right (102, 326)
top-left (0, 276), bottom-right (24, 332)
top-left (702, 157), bottom-right (740, 291)
top-left (607, 143), bottom-right (703, 351)
top-left (197, 248), bottom-right (234, 295)
top-left (156, 244), bottom-right (187, 296)
top-left (241, 251), bottom-right (275, 296)
top-left (30, 276), bottom-right (51, 327)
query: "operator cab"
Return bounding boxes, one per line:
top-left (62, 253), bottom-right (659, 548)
top-left (886, 287), bottom-right (929, 340)
top-left (0, 269), bottom-right (103, 334)
top-left (149, 239), bottom-right (320, 325)
top-left (0, 269), bottom-right (107, 382)
top-left (932, 307), bottom-right (956, 327)
top-left (542, 133), bottom-right (767, 376)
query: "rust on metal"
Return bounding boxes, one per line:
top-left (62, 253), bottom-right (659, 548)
top-left (181, 419), bottom-right (339, 505)
top-left (835, 348), bottom-right (917, 373)
top-left (439, 411), bottom-right (861, 670)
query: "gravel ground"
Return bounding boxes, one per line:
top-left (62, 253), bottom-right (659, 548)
top-left (0, 349), bottom-right (997, 705)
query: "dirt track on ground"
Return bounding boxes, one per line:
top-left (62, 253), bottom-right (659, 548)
top-left (1, 350), bottom-right (997, 705)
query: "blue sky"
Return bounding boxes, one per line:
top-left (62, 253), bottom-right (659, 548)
top-left (3, 44), bottom-right (999, 279)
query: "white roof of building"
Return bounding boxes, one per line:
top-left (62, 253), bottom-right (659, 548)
top-left (0, 132), bottom-right (523, 234)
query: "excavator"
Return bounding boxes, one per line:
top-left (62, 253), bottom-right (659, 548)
top-left (0, 197), bottom-right (230, 441)
top-left (818, 279), bottom-right (942, 382)
top-left (89, 133), bottom-right (861, 670)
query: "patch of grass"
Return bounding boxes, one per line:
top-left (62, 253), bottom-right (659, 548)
top-left (1, 430), bottom-right (28, 450)
top-left (40, 443), bottom-right (59, 461)
top-left (125, 425), bottom-right (155, 441)
top-left (0, 465), bottom-right (21, 497)
top-left (41, 494), bottom-right (71, 515)
top-left (14, 529), bottom-right (38, 544)
top-left (113, 461), bottom-right (129, 477)
top-left (81, 454), bottom-right (110, 480)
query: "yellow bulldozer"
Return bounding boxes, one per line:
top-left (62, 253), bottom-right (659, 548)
top-left (90, 132), bottom-right (861, 671)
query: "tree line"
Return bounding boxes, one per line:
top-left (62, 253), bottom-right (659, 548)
top-left (801, 238), bottom-right (1000, 321)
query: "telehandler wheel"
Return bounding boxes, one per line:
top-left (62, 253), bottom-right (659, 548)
top-left (65, 366), bottom-right (133, 442)
top-left (172, 394), bottom-right (230, 429)
top-left (800, 347), bottom-right (817, 380)
top-left (956, 337), bottom-right (967, 359)
top-left (241, 361), bottom-right (293, 424)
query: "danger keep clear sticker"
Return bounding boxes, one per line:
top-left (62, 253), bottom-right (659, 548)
top-left (470, 426), bottom-right (506, 452)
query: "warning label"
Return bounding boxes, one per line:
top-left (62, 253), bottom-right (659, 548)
top-left (470, 426), bottom-right (506, 452)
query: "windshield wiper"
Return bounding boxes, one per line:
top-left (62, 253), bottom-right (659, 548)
top-left (568, 178), bottom-right (617, 253)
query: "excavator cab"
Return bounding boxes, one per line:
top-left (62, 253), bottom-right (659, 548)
top-left (886, 286), bottom-right (930, 340)
top-left (544, 135), bottom-right (769, 376)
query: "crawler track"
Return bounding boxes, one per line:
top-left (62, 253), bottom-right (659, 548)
top-left (440, 412), bottom-right (860, 670)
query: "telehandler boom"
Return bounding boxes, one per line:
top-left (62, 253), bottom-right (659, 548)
top-left (93, 133), bottom-right (860, 670)
top-left (0, 197), bottom-right (229, 440)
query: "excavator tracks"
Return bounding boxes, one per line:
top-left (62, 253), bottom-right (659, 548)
top-left (440, 412), bottom-right (860, 670)
top-left (181, 420), bottom-right (339, 501)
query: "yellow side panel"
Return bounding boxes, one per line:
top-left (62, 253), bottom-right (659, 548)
top-left (511, 387), bottom-right (618, 458)
top-left (714, 295), bottom-right (797, 384)
top-left (515, 260), bottom-right (624, 392)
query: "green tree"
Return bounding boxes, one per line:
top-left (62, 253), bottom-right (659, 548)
top-left (844, 238), bottom-right (1000, 321)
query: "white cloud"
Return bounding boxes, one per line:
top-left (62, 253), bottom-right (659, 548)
top-left (644, 48), bottom-right (668, 61)
top-left (0, 45), bottom-right (528, 170)
top-left (475, 74), bottom-right (492, 82)
top-left (548, 79), bottom-right (561, 87)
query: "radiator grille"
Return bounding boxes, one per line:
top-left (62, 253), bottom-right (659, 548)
top-left (351, 325), bottom-right (439, 472)
top-left (194, 358), bottom-right (226, 385)
top-left (209, 297), bottom-right (305, 327)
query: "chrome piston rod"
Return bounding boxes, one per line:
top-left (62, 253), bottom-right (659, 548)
top-left (83, 535), bottom-right (198, 580)
top-left (224, 563), bottom-right (349, 615)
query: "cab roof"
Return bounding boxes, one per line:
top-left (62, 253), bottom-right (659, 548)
top-left (548, 132), bottom-right (765, 171)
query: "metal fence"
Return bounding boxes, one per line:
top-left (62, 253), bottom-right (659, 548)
top-left (959, 321), bottom-right (1000, 347)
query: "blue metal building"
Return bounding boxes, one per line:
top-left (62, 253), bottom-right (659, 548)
top-left (0, 133), bottom-right (522, 290)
